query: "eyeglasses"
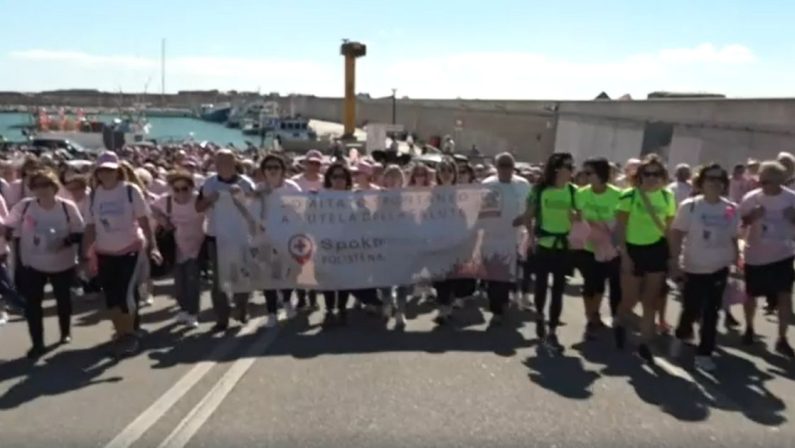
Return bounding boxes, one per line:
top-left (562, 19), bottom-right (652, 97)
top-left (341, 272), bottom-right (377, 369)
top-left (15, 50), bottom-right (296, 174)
top-left (642, 171), bottom-right (663, 178)
top-left (264, 165), bottom-right (282, 172)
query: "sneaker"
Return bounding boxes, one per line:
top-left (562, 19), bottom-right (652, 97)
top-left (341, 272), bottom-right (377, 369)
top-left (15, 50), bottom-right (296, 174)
top-left (211, 322), bottom-right (229, 333)
top-left (264, 314), bottom-right (278, 329)
top-left (394, 312), bottom-right (407, 328)
top-left (284, 302), bottom-right (297, 320)
top-left (60, 334), bottom-right (72, 344)
top-left (694, 355), bottom-right (716, 372)
top-left (175, 311), bottom-right (189, 325)
top-left (143, 295), bottom-right (155, 307)
top-left (669, 338), bottom-right (685, 358)
top-left (0, 311), bottom-right (8, 326)
top-left (185, 315), bottom-right (199, 328)
top-left (584, 321), bottom-right (599, 341)
top-left (614, 325), bottom-right (626, 350)
top-left (724, 311), bottom-right (740, 328)
top-left (544, 334), bottom-right (564, 352)
top-left (637, 344), bottom-right (655, 365)
top-left (535, 318), bottom-right (546, 340)
top-left (518, 294), bottom-right (533, 311)
top-left (26, 345), bottom-right (45, 360)
top-left (775, 338), bottom-right (795, 359)
top-left (742, 327), bottom-right (755, 345)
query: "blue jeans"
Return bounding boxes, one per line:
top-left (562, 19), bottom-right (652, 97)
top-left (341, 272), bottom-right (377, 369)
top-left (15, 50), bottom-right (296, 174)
top-left (0, 261), bottom-right (25, 310)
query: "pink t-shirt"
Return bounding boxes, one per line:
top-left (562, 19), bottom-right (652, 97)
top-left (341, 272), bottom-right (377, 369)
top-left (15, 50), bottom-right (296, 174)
top-left (6, 178), bottom-right (31, 207)
top-left (0, 194), bottom-right (9, 256)
top-left (738, 188), bottom-right (795, 266)
top-left (152, 194), bottom-right (205, 262)
top-left (6, 198), bottom-right (84, 273)
top-left (291, 174), bottom-right (323, 192)
top-left (85, 183), bottom-right (150, 255)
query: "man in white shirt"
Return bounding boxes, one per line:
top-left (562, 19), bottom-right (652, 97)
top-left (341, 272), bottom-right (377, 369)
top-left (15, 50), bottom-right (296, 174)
top-left (482, 152), bottom-right (532, 317)
top-left (668, 163), bottom-right (693, 206)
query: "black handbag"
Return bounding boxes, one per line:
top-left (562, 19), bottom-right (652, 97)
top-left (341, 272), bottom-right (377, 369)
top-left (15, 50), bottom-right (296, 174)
top-left (151, 196), bottom-right (176, 278)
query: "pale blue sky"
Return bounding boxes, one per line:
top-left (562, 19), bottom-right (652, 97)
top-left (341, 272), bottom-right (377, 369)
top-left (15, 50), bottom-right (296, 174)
top-left (1, 0), bottom-right (792, 99)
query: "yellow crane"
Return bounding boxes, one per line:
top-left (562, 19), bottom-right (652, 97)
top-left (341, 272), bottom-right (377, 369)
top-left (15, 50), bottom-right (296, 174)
top-left (340, 40), bottom-right (366, 140)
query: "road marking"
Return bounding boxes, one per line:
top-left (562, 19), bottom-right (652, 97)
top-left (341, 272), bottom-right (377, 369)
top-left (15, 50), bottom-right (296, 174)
top-left (157, 325), bottom-right (281, 448)
top-left (103, 316), bottom-right (267, 448)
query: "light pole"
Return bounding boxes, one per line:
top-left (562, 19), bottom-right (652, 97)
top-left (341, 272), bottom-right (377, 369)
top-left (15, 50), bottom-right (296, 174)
top-left (391, 88), bottom-right (397, 125)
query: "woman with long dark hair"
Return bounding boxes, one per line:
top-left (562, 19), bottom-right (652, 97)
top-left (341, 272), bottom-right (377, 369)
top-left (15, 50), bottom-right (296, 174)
top-left (576, 157), bottom-right (623, 340)
top-left (322, 163), bottom-right (354, 325)
top-left (613, 154), bottom-right (676, 364)
top-left (515, 153), bottom-right (577, 351)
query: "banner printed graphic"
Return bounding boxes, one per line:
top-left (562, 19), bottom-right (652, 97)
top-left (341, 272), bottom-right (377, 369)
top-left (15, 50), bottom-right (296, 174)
top-left (215, 185), bottom-right (519, 292)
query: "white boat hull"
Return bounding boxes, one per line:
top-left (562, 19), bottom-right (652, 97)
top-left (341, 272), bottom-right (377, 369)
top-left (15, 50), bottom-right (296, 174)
top-left (33, 131), bottom-right (147, 150)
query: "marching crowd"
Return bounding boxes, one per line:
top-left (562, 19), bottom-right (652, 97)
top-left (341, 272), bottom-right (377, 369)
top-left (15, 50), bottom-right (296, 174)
top-left (0, 142), bottom-right (794, 372)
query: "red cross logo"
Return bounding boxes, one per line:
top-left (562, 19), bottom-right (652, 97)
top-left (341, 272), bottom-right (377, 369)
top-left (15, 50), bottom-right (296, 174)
top-left (288, 234), bottom-right (313, 265)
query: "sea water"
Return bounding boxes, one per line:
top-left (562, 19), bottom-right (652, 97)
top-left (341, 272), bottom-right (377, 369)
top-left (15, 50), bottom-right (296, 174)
top-left (0, 112), bottom-right (256, 148)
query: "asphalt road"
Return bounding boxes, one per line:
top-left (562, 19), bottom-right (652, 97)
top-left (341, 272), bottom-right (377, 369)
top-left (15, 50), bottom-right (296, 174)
top-left (1, 279), bottom-right (794, 448)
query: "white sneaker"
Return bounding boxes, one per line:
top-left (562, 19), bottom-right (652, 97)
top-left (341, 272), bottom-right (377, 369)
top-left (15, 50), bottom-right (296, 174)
top-left (284, 302), bottom-right (297, 319)
top-left (185, 315), bottom-right (199, 328)
top-left (395, 312), bottom-right (407, 327)
top-left (264, 314), bottom-right (278, 328)
top-left (669, 338), bottom-right (685, 359)
top-left (694, 355), bottom-right (716, 372)
top-left (143, 295), bottom-right (155, 307)
top-left (519, 294), bottom-right (533, 311)
top-left (0, 311), bottom-right (8, 325)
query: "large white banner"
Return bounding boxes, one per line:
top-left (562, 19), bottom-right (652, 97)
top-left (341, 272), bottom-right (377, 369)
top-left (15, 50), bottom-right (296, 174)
top-left (214, 185), bottom-right (519, 293)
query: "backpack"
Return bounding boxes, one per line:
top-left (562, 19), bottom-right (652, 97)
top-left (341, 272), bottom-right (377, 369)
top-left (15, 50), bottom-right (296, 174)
top-left (532, 183), bottom-right (578, 249)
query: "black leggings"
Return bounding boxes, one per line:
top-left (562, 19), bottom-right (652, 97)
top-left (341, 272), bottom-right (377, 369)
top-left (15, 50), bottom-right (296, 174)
top-left (675, 269), bottom-right (729, 356)
top-left (534, 246), bottom-right (570, 330)
top-left (434, 280), bottom-right (455, 306)
top-left (263, 289), bottom-right (293, 314)
top-left (20, 267), bottom-right (75, 349)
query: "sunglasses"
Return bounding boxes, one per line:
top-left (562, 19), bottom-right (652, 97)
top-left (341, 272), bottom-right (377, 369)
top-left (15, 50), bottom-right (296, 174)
top-left (331, 174), bottom-right (347, 180)
top-left (642, 171), bottom-right (663, 178)
top-left (173, 185), bottom-right (191, 193)
top-left (264, 165), bottom-right (283, 172)
top-left (30, 182), bottom-right (53, 190)
top-left (702, 175), bottom-right (725, 182)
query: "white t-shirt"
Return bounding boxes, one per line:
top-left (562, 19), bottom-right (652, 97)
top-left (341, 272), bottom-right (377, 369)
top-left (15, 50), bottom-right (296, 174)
top-left (291, 174), bottom-right (323, 192)
top-left (482, 175), bottom-right (531, 245)
top-left (738, 188), bottom-right (795, 266)
top-left (672, 196), bottom-right (739, 274)
top-left (668, 181), bottom-right (693, 207)
top-left (6, 198), bottom-right (84, 273)
top-left (86, 183), bottom-right (150, 254)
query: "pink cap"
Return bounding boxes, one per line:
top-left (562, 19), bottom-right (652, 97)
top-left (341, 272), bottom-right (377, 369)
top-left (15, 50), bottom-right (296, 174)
top-left (96, 151), bottom-right (120, 170)
top-left (354, 160), bottom-right (374, 176)
top-left (305, 149), bottom-right (323, 163)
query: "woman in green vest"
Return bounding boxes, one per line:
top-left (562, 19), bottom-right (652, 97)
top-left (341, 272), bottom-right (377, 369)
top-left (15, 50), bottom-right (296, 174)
top-left (515, 152), bottom-right (578, 352)
top-left (613, 154), bottom-right (676, 364)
